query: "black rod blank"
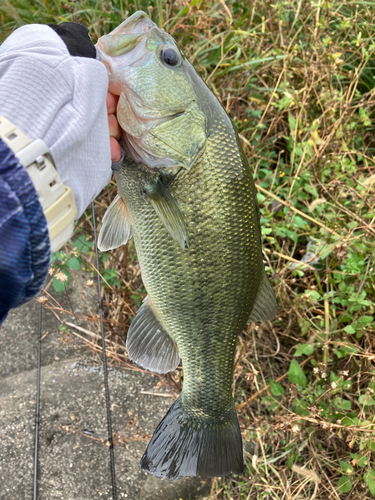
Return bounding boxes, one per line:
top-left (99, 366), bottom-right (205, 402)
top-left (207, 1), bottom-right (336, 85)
top-left (33, 302), bottom-right (42, 500)
top-left (92, 202), bottom-right (117, 500)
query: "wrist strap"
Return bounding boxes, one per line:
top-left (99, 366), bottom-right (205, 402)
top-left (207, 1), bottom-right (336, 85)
top-left (0, 115), bottom-right (77, 252)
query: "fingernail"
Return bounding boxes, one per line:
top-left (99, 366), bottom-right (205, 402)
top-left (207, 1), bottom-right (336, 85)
top-left (111, 147), bottom-right (125, 171)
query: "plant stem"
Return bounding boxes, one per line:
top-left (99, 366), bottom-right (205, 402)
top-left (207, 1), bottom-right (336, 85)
top-left (324, 258), bottom-right (330, 369)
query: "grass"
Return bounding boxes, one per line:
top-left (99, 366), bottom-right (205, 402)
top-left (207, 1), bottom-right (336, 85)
top-left (2, 0), bottom-right (375, 498)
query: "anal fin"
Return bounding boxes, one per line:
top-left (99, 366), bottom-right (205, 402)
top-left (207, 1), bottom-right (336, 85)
top-left (127, 296), bottom-right (180, 374)
top-left (98, 194), bottom-right (133, 251)
top-left (248, 271), bottom-right (278, 322)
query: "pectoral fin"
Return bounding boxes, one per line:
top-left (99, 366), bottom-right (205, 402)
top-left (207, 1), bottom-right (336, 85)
top-left (98, 194), bottom-right (133, 251)
top-left (127, 296), bottom-right (180, 374)
top-left (145, 179), bottom-right (189, 250)
top-left (248, 271), bottom-right (278, 322)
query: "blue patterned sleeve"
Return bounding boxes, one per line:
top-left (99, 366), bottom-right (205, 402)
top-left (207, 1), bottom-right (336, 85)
top-left (0, 138), bottom-right (51, 325)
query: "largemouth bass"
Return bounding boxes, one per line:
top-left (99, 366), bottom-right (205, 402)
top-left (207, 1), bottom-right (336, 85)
top-left (97, 11), bottom-right (277, 480)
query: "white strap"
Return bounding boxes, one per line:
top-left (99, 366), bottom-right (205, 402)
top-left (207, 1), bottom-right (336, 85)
top-left (16, 138), bottom-right (49, 167)
top-left (0, 115), bottom-right (77, 252)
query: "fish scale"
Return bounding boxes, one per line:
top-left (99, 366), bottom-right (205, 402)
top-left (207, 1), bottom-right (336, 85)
top-left (97, 10), bottom-right (277, 479)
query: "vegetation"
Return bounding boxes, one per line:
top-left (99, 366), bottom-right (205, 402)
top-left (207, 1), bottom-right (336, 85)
top-left (2, 0), bottom-right (375, 498)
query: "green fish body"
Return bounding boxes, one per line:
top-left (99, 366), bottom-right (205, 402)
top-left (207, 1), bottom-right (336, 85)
top-left (97, 12), bottom-right (277, 480)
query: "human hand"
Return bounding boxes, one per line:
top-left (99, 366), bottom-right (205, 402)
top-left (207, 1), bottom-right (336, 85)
top-left (107, 92), bottom-right (122, 162)
top-left (0, 23), bottom-right (113, 218)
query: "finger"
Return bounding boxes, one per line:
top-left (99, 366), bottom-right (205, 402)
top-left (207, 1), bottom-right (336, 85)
top-left (106, 92), bottom-right (119, 115)
top-left (108, 114), bottom-right (122, 140)
top-left (110, 137), bottom-right (122, 162)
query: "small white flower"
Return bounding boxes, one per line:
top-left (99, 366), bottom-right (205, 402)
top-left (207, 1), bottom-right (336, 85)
top-left (331, 382), bottom-right (337, 389)
top-left (292, 425), bottom-right (300, 433)
top-left (35, 296), bottom-right (48, 305)
top-left (55, 271), bottom-right (68, 283)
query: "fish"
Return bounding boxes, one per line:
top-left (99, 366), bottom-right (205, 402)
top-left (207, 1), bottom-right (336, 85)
top-left (96, 11), bottom-right (278, 480)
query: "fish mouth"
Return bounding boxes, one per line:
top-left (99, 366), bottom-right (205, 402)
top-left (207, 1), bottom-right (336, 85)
top-left (96, 11), bottom-right (170, 61)
top-left (96, 12), bottom-right (155, 57)
top-left (108, 11), bottom-right (155, 37)
top-left (96, 16), bottom-right (175, 95)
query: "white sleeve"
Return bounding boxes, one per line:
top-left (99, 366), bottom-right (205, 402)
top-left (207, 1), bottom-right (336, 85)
top-left (0, 24), bottom-right (112, 218)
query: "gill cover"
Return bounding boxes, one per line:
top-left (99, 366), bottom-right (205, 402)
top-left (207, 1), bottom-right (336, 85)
top-left (96, 11), bottom-right (207, 171)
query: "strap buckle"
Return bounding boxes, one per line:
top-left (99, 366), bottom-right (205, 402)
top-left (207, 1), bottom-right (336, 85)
top-left (0, 115), bottom-right (77, 252)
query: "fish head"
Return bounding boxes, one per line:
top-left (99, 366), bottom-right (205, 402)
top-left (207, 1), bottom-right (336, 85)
top-left (96, 11), bottom-right (207, 171)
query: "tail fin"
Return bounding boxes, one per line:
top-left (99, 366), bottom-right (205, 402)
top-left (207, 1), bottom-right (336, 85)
top-left (140, 396), bottom-right (243, 479)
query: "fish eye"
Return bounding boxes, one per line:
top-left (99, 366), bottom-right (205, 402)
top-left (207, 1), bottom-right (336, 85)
top-left (160, 47), bottom-right (179, 66)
